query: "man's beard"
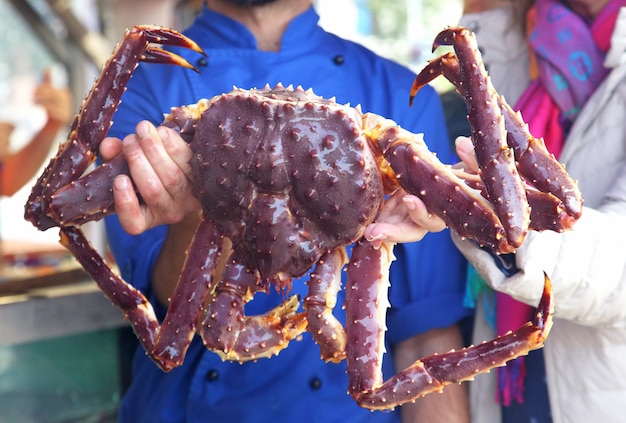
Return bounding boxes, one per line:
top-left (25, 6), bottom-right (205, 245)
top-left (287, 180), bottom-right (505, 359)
top-left (224, 0), bottom-right (280, 6)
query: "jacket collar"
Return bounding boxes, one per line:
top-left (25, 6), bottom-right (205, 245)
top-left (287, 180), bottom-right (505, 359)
top-left (604, 7), bottom-right (626, 68)
top-left (192, 5), bottom-right (322, 51)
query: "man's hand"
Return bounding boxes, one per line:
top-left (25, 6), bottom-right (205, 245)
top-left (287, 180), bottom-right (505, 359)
top-left (100, 121), bottom-right (200, 235)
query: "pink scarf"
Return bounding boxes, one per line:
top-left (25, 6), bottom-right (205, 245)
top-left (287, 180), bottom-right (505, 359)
top-left (515, 0), bottom-right (622, 156)
top-left (496, 0), bottom-right (623, 406)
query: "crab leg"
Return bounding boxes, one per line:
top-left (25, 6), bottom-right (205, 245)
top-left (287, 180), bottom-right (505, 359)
top-left (526, 189), bottom-right (579, 232)
top-left (151, 219), bottom-right (225, 370)
top-left (456, 168), bottom-right (578, 232)
top-left (25, 25), bottom-right (205, 231)
top-left (345, 239), bottom-right (394, 397)
top-left (502, 102), bottom-right (583, 219)
top-left (60, 220), bottom-right (224, 372)
top-left (199, 254), bottom-right (308, 362)
top-left (304, 248), bottom-right (348, 363)
top-left (365, 113), bottom-right (514, 253)
top-left (46, 154), bottom-right (129, 226)
top-left (60, 226), bottom-right (160, 351)
top-left (411, 49), bottom-right (583, 222)
top-left (430, 27), bottom-right (530, 248)
top-left (347, 253), bottom-right (553, 410)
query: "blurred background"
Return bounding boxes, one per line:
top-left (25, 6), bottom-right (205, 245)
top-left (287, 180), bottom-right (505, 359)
top-left (0, 0), bottom-right (462, 421)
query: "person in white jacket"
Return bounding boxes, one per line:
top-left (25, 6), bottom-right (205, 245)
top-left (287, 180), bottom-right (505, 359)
top-left (366, 1), bottom-right (626, 422)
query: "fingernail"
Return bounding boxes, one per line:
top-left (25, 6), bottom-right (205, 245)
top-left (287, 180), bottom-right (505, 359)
top-left (402, 196), bottom-right (416, 211)
top-left (367, 232), bottom-right (387, 241)
top-left (455, 136), bottom-right (474, 155)
top-left (113, 177), bottom-right (135, 204)
top-left (113, 175), bottom-right (129, 192)
top-left (136, 121), bottom-right (150, 138)
top-left (157, 127), bottom-right (169, 141)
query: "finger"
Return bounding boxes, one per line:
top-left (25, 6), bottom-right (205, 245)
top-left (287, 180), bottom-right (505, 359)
top-left (123, 128), bottom-right (178, 221)
top-left (42, 68), bottom-right (52, 84)
top-left (33, 86), bottom-right (49, 106)
top-left (125, 123), bottom-right (197, 225)
top-left (401, 195), bottom-right (447, 233)
top-left (364, 194), bottom-right (447, 246)
top-left (364, 221), bottom-right (429, 246)
top-left (135, 122), bottom-right (193, 200)
top-left (156, 126), bottom-right (194, 181)
top-left (112, 175), bottom-right (150, 235)
top-left (100, 137), bottom-right (124, 161)
top-left (455, 136), bottom-right (479, 173)
top-left (374, 189), bottom-right (411, 225)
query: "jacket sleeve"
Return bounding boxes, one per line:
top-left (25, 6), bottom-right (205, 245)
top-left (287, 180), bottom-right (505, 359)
top-left (452, 170), bottom-right (626, 328)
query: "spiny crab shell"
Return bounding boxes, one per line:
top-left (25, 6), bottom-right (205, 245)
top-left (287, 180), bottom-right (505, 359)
top-left (165, 85), bottom-right (385, 290)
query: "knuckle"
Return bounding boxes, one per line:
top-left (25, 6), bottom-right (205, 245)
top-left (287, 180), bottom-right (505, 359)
top-left (160, 171), bottom-right (183, 191)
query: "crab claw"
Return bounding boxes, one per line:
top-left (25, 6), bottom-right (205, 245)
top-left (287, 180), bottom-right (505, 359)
top-left (435, 27), bottom-right (531, 249)
top-left (410, 34), bottom-right (583, 232)
top-left (25, 25), bottom-right (207, 231)
top-left (408, 26), bottom-right (583, 251)
top-left (138, 25), bottom-right (206, 70)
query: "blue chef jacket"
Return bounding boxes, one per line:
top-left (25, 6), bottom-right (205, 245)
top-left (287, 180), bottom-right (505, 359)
top-left (105, 6), bottom-right (469, 423)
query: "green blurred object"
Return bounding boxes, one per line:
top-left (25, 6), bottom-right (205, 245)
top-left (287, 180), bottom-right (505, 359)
top-left (0, 329), bottom-right (122, 423)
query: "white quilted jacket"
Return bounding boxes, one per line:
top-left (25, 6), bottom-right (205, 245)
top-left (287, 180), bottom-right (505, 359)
top-left (457, 6), bottom-right (626, 423)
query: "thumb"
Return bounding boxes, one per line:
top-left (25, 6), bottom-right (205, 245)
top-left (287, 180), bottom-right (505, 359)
top-left (41, 68), bottom-right (52, 84)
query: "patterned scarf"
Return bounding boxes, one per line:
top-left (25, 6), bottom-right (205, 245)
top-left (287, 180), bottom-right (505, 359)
top-left (516, 0), bottom-right (623, 156)
top-left (495, 0), bottom-right (624, 406)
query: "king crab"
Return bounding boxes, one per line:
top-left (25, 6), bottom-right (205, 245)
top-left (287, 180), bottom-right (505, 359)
top-left (25, 26), bottom-right (579, 409)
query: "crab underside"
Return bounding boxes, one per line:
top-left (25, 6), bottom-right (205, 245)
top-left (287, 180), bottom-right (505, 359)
top-left (24, 25), bottom-right (580, 410)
